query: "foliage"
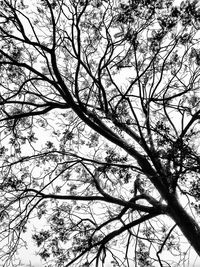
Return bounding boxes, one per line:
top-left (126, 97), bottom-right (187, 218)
top-left (0, 0), bottom-right (200, 266)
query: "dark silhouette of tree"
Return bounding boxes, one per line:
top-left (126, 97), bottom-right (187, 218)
top-left (1, 0), bottom-right (200, 266)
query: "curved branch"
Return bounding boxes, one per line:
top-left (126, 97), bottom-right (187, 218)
top-left (156, 224), bottom-right (177, 267)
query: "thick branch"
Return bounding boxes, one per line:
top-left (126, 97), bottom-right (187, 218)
top-left (24, 188), bottom-right (162, 214)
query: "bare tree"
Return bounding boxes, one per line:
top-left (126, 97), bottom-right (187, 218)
top-left (0, 0), bottom-right (200, 266)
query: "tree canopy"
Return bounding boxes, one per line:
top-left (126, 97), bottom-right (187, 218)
top-left (1, 0), bottom-right (200, 266)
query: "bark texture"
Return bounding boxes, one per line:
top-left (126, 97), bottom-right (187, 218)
top-left (167, 195), bottom-right (200, 256)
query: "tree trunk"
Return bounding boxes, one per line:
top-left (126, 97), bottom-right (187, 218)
top-left (167, 195), bottom-right (200, 256)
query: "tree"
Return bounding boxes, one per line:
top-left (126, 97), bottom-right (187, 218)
top-left (1, 0), bottom-right (200, 266)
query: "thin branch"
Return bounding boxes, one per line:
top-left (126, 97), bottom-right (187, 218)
top-left (156, 224), bottom-right (177, 267)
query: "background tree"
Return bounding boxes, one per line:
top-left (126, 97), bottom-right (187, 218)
top-left (1, 0), bottom-right (200, 266)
